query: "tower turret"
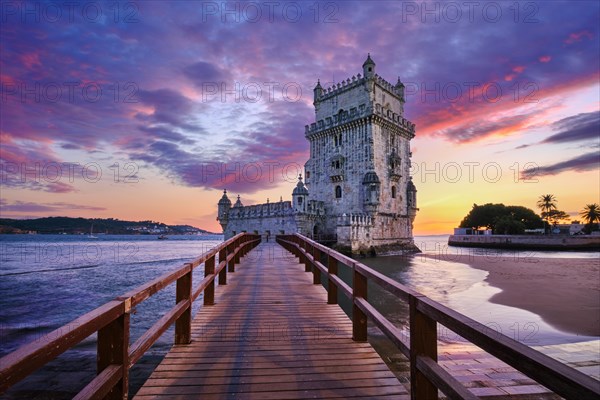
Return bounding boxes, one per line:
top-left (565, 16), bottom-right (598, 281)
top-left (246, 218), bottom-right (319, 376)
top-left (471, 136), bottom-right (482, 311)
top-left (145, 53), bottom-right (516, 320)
top-left (395, 77), bottom-right (405, 102)
top-left (407, 178), bottom-right (418, 221)
top-left (362, 53), bottom-right (376, 78)
top-left (313, 80), bottom-right (323, 104)
top-left (292, 174), bottom-right (309, 212)
top-left (362, 171), bottom-right (381, 213)
top-left (233, 195), bottom-right (243, 208)
top-left (217, 189), bottom-right (232, 231)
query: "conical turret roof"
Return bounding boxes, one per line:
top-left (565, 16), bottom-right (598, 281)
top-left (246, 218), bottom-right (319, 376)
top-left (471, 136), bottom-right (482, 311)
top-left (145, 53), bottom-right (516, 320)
top-left (292, 174), bottom-right (309, 196)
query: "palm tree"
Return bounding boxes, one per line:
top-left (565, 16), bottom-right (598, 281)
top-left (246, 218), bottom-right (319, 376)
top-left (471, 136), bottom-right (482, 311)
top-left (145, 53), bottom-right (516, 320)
top-left (580, 204), bottom-right (600, 224)
top-left (537, 194), bottom-right (557, 233)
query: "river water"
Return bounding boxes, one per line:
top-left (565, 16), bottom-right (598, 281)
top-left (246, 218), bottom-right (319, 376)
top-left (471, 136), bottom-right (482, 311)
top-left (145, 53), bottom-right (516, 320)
top-left (0, 234), bottom-right (597, 397)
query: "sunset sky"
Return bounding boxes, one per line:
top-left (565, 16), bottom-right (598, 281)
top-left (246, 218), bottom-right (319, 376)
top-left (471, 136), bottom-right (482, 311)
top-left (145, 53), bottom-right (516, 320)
top-left (1, 0), bottom-right (599, 234)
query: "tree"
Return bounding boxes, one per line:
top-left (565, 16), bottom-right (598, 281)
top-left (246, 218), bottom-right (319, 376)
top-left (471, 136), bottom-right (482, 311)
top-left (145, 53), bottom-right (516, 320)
top-left (495, 215), bottom-right (526, 235)
top-left (459, 203), bottom-right (543, 234)
top-left (580, 204), bottom-right (600, 233)
top-left (506, 205), bottom-right (545, 229)
top-left (543, 210), bottom-right (570, 226)
top-left (459, 203), bottom-right (505, 231)
top-left (580, 204), bottom-right (600, 224)
top-left (537, 194), bottom-right (557, 233)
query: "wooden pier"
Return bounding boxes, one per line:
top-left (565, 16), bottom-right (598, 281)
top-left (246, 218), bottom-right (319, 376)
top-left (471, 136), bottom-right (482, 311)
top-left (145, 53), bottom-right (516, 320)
top-left (1, 233), bottom-right (598, 399)
top-left (134, 242), bottom-right (406, 399)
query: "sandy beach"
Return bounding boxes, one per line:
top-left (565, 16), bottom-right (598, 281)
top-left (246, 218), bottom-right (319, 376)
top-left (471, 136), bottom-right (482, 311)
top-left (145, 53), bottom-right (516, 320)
top-left (429, 254), bottom-right (600, 337)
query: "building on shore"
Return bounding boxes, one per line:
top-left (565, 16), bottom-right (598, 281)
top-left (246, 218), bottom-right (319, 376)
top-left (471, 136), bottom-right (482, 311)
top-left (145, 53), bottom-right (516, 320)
top-left (217, 55), bottom-right (419, 255)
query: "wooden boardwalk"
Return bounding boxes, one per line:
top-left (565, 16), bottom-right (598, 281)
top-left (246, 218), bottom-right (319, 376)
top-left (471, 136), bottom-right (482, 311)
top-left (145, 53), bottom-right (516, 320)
top-left (134, 242), bottom-right (408, 399)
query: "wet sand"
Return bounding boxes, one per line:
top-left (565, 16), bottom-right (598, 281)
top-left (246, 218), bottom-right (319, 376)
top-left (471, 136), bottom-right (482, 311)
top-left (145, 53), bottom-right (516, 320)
top-left (430, 254), bottom-right (600, 337)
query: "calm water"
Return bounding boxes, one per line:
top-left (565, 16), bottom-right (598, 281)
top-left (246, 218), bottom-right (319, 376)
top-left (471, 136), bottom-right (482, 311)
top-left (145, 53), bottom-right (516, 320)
top-left (1, 234), bottom-right (598, 397)
top-left (0, 234), bottom-right (223, 357)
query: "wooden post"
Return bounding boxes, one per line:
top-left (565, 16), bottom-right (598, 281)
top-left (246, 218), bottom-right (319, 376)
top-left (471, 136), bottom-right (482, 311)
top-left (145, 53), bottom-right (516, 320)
top-left (352, 269), bottom-right (368, 342)
top-left (312, 245), bottom-right (321, 284)
top-left (327, 254), bottom-right (338, 304)
top-left (234, 238), bottom-right (241, 264)
top-left (204, 255), bottom-right (215, 306)
top-left (240, 236), bottom-right (247, 257)
top-left (409, 295), bottom-right (438, 400)
top-left (218, 248), bottom-right (227, 285)
top-left (175, 264), bottom-right (192, 344)
top-left (228, 243), bottom-right (235, 273)
top-left (304, 241), bottom-right (311, 272)
top-left (97, 299), bottom-right (130, 399)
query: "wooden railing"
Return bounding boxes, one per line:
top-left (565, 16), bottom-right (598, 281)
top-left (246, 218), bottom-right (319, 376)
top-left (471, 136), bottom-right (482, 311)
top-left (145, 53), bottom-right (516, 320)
top-left (0, 233), bottom-right (260, 399)
top-left (277, 234), bottom-right (600, 400)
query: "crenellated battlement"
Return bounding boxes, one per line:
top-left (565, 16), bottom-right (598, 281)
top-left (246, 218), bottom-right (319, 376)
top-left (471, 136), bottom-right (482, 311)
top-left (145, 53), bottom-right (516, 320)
top-left (305, 102), bottom-right (415, 136)
top-left (318, 74), bottom-right (364, 101)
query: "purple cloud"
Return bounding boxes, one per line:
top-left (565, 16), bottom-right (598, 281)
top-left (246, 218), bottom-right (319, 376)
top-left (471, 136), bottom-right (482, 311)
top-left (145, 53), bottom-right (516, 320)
top-left (542, 111), bottom-right (600, 144)
top-left (1, 0), bottom-right (599, 196)
top-left (523, 152), bottom-right (599, 177)
top-left (183, 61), bottom-right (230, 87)
top-left (0, 200), bottom-right (106, 213)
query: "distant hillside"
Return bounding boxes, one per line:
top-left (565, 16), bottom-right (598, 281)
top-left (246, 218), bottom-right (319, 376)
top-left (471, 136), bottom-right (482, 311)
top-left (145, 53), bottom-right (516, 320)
top-left (0, 217), bottom-right (220, 235)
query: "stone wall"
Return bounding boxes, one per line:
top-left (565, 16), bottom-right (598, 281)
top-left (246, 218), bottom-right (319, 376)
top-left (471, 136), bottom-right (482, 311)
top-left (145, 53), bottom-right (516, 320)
top-left (448, 234), bottom-right (600, 250)
top-left (224, 201), bottom-right (297, 239)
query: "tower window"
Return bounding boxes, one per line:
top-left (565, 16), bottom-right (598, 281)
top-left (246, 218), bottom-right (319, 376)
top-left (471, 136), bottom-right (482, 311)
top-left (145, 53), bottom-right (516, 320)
top-left (335, 160), bottom-right (340, 169)
top-left (298, 197), bottom-right (303, 205)
top-left (335, 185), bottom-right (342, 199)
top-left (392, 186), bottom-right (397, 198)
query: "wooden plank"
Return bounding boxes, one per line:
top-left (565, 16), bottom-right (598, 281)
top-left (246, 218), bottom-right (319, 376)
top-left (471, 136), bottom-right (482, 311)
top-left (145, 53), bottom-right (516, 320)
top-left (134, 242), bottom-right (405, 399)
top-left (136, 377), bottom-right (403, 395)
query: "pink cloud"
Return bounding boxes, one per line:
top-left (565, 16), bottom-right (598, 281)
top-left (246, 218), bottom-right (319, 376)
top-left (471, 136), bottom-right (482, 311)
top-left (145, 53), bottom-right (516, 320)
top-left (20, 52), bottom-right (42, 69)
top-left (539, 55), bottom-right (552, 63)
top-left (564, 31), bottom-right (593, 44)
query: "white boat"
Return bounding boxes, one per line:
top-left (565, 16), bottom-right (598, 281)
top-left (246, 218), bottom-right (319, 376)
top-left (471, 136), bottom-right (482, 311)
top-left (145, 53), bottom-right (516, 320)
top-left (89, 224), bottom-right (98, 239)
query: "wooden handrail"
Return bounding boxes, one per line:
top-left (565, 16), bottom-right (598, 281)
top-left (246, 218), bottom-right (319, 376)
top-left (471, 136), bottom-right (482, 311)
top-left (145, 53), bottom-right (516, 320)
top-left (0, 233), bottom-right (261, 398)
top-left (277, 234), bottom-right (600, 400)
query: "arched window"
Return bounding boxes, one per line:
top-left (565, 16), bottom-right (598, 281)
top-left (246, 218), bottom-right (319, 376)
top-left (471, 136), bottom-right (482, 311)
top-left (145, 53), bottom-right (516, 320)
top-left (298, 197), bottom-right (303, 205)
top-left (392, 186), bottom-right (397, 198)
top-left (335, 185), bottom-right (342, 199)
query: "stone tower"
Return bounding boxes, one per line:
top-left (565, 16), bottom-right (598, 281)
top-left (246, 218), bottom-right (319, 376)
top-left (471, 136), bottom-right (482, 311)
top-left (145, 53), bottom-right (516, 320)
top-left (217, 190), bottom-right (231, 232)
top-left (304, 54), bottom-right (419, 254)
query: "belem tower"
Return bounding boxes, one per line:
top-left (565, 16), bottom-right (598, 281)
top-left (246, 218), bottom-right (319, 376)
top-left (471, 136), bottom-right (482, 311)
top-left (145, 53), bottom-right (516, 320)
top-left (217, 55), bottom-right (419, 255)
